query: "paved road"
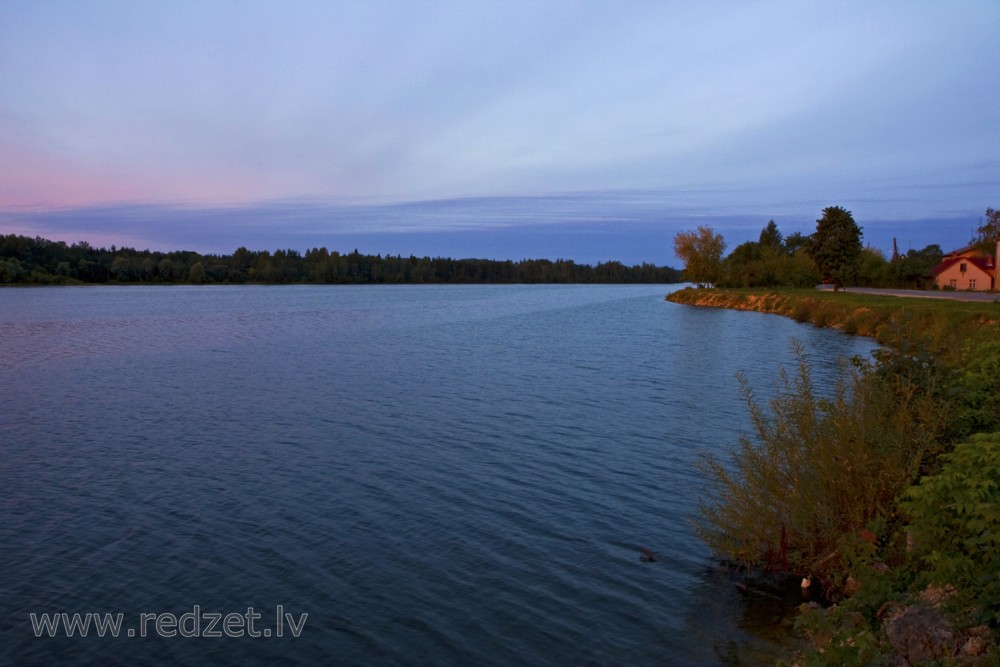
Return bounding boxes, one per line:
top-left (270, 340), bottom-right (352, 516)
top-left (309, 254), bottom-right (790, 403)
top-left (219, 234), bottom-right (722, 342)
top-left (820, 286), bottom-right (1000, 303)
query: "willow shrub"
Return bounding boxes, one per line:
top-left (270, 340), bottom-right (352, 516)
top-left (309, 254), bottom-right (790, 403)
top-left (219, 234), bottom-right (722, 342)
top-left (697, 341), bottom-right (954, 592)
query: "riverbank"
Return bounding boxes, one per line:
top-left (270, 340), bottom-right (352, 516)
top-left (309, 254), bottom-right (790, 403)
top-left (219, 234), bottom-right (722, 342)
top-left (667, 287), bottom-right (1000, 359)
top-left (668, 286), bottom-right (1000, 665)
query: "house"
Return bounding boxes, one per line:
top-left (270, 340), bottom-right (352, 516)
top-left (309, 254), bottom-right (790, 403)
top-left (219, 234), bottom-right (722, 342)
top-left (930, 242), bottom-right (999, 291)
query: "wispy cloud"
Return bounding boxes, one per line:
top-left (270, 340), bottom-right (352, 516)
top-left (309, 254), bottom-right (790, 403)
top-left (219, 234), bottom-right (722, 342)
top-left (1, 189), bottom-right (983, 264)
top-left (0, 2), bottom-right (996, 260)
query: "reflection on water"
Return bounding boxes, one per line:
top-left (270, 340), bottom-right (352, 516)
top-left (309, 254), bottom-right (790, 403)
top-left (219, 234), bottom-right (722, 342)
top-left (0, 285), bottom-right (876, 665)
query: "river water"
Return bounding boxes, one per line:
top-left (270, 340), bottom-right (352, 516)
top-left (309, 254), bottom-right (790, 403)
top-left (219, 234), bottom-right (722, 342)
top-left (0, 285), bottom-right (876, 665)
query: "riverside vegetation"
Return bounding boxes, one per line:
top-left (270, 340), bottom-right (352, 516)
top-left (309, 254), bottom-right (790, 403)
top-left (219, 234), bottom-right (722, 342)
top-left (673, 207), bottom-right (1000, 292)
top-left (669, 287), bottom-right (1000, 665)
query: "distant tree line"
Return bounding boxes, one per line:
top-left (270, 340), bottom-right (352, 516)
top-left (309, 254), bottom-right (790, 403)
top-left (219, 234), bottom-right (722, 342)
top-left (0, 235), bottom-right (683, 285)
top-left (672, 206), bottom-right (994, 291)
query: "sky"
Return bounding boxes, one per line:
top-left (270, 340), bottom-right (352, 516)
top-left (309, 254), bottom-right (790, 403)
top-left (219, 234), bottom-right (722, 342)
top-left (1, 1), bottom-right (998, 265)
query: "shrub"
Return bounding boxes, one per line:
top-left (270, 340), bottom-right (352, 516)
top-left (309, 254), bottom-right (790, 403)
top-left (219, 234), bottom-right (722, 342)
top-left (902, 432), bottom-right (1000, 625)
top-left (697, 341), bottom-right (953, 591)
top-left (951, 340), bottom-right (1000, 436)
top-left (794, 603), bottom-right (880, 666)
top-left (793, 301), bottom-right (813, 323)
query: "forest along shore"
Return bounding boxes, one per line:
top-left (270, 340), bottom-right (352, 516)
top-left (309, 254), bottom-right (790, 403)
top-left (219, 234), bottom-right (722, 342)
top-left (667, 286), bottom-right (1000, 666)
top-left (0, 234), bottom-right (682, 285)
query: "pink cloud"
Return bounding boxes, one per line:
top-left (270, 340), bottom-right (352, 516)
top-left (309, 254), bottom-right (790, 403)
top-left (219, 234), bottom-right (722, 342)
top-left (0, 130), bottom-right (299, 209)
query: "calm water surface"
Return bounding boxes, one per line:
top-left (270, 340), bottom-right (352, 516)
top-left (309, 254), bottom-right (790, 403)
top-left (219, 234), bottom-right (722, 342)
top-left (0, 285), bottom-right (876, 666)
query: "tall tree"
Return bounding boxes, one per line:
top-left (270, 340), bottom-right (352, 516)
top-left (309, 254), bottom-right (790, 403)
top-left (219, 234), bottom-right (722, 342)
top-left (890, 244), bottom-right (942, 289)
top-left (783, 232), bottom-right (809, 255)
top-left (972, 207), bottom-right (1000, 252)
top-left (807, 206), bottom-right (863, 291)
top-left (758, 220), bottom-right (783, 251)
top-left (674, 226), bottom-right (726, 287)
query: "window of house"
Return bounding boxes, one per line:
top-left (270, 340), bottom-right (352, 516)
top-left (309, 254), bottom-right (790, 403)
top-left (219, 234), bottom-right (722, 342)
top-left (950, 279), bottom-right (958, 288)
top-left (960, 262), bottom-right (968, 273)
top-left (969, 279), bottom-right (977, 289)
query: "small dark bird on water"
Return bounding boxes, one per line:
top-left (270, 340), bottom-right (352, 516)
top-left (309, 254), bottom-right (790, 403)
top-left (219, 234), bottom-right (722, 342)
top-left (639, 547), bottom-right (657, 563)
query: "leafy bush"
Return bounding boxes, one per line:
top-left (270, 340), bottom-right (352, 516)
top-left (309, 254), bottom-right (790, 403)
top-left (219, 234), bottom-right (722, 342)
top-left (697, 342), bottom-right (953, 591)
top-left (902, 432), bottom-right (1000, 625)
top-left (794, 603), bottom-right (880, 666)
top-left (952, 341), bottom-right (1000, 436)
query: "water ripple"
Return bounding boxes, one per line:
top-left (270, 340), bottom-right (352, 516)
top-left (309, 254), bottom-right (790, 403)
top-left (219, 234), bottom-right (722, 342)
top-left (0, 285), bottom-right (876, 666)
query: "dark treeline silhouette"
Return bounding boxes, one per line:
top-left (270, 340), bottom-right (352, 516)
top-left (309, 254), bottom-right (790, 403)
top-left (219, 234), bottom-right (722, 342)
top-left (0, 235), bottom-right (683, 285)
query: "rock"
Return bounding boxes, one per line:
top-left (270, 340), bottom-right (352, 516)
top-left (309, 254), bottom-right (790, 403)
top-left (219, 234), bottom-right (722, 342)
top-left (918, 583), bottom-right (956, 608)
top-left (960, 625), bottom-right (992, 657)
top-left (877, 601), bottom-right (906, 624)
top-left (962, 633), bottom-right (988, 657)
top-left (883, 604), bottom-right (958, 665)
top-left (879, 653), bottom-right (909, 667)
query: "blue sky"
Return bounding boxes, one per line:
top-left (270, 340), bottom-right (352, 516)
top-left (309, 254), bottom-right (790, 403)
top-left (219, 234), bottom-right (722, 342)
top-left (1, 1), bottom-right (998, 265)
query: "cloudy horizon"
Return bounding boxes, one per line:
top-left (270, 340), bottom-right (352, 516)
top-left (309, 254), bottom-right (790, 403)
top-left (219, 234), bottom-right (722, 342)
top-left (2, 1), bottom-right (997, 264)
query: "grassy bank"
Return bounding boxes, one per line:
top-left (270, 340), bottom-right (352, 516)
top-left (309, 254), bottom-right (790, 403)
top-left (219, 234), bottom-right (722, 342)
top-left (667, 287), bottom-right (1000, 359)
top-left (667, 287), bottom-right (1000, 665)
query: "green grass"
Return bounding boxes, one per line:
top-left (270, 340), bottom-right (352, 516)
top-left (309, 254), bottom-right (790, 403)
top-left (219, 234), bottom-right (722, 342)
top-left (667, 287), bottom-right (1000, 359)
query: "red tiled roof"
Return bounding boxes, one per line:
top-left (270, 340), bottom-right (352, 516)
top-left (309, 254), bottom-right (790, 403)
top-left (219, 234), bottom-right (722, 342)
top-left (944, 243), bottom-right (983, 257)
top-left (930, 255), bottom-right (995, 277)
